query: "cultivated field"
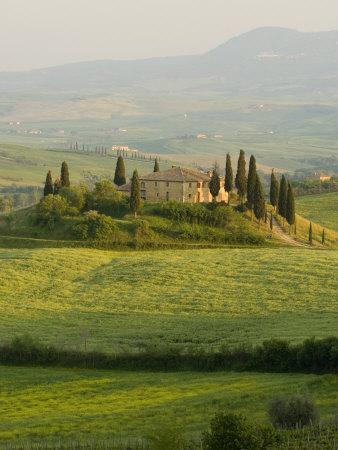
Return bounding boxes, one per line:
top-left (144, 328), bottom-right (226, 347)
top-left (0, 366), bottom-right (336, 446)
top-left (0, 247), bottom-right (336, 352)
top-left (296, 192), bottom-right (338, 231)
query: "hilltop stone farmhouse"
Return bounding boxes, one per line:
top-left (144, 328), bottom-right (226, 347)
top-left (118, 166), bottom-right (228, 203)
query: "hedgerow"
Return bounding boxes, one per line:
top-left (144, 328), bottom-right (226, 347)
top-left (1, 336), bottom-right (336, 374)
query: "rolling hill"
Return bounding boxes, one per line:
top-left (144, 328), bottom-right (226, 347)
top-left (2, 27), bottom-right (338, 94)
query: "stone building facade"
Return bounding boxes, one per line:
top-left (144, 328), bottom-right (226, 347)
top-left (118, 166), bottom-right (228, 203)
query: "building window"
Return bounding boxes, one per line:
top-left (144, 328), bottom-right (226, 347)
top-left (141, 190), bottom-right (146, 200)
top-left (155, 181), bottom-right (158, 187)
top-left (188, 194), bottom-right (192, 199)
top-left (141, 182), bottom-right (145, 188)
top-left (197, 182), bottom-right (201, 188)
top-left (157, 193), bottom-right (159, 197)
top-left (189, 182), bottom-right (192, 188)
top-left (166, 181), bottom-right (169, 187)
top-left (166, 192), bottom-right (169, 200)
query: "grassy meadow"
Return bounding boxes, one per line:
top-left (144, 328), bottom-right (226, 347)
top-left (0, 366), bottom-right (336, 446)
top-left (0, 143), bottom-right (167, 188)
top-left (296, 192), bottom-right (338, 232)
top-left (0, 246), bottom-right (336, 352)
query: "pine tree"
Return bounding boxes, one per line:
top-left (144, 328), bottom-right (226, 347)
top-left (235, 150), bottom-right (247, 204)
top-left (44, 171), bottom-right (53, 196)
top-left (53, 178), bottom-right (61, 195)
top-left (286, 182), bottom-right (295, 231)
top-left (278, 175), bottom-right (287, 220)
top-left (130, 170), bottom-right (141, 217)
top-left (253, 174), bottom-right (266, 222)
top-left (209, 168), bottom-right (221, 201)
top-left (270, 169), bottom-right (279, 210)
top-left (114, 156), bottom-right (126, 186)
top-left (224, 153), bottom-right (233, 204)
top-left (322, 229), bottom-right (325, 245)
top-left (309, 222), bottom-right (313, 245)
top-left (60, 161), bottom-right (70, 187)
top-left (154, 158), bottom-right (160, 172)
top-left (247, 155), bottom-right (257, 212)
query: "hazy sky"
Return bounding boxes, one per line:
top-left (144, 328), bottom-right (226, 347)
top-left (1, 0), bottom-right (338, 71)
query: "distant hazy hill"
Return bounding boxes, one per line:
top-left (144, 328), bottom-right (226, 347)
top-left (2, 27), bottom-right (338, 94)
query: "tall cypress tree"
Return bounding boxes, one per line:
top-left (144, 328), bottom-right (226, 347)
top-left (309, 222), bottom-right (313, 245)
top-left (270, 169), bottom-right (279, 210)
top-left (209, 169), bottom-right (221, 201)
top-left (224, 153), bottom-right (233, 204)
top-left (322, 229), bottom-right (325, 245)
top-left (130, 170), bottom-right (141, 217)
top-left (235, 150), bottom-right (247, 204)
top-left (53, 178), bottom-right (61, 195)
top-left (247, 155), bottom-right (257, 211)
top-left (114, 156), bottom-right (126, 186)
top-left (153, 158), bottom-right (160, 172)
top-left (278, 175), bottom-right (287, 220)
top-left (60, 161), bottom-right (70, 187)
top-left (44, 170), bottom-right (54, 196)
top-left (286, 182), bottom-right (295, 230)
top-left (253, 173), bottom-right (266, 222)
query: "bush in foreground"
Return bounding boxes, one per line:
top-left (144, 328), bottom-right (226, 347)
top-left (268, 395), bottom-right (318, 429)
top-left (202, 412), bottom-right (278, 450)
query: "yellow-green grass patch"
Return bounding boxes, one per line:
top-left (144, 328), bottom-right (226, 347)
top-left (0, 247), bottom-right (337, 352)
top-left (296, 192), bottom-right (338, 232)
top-left (0, 366), bottom-right (336, 445)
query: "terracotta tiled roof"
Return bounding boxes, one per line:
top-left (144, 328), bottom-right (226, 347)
top-left (117, 167), bottom-right (212, 192)
top-left (139, 167), bottom-right (211, 182)
top-left (117, 182), bottom-right (131, 192)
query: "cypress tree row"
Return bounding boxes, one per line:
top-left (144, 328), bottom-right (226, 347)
top-left (130, 170), bottom-right (141, 217)
top-left (153, 158), bottom-right (160, 172)
top-left (322, 229), bottom-right (325, 245)
top-left (53, 178), bottom-right (61, 195)
top-left (278, 175), bottom-right (288, 220)
top-left (309, 222), bottom-right (313, 245)
top-left (114, 156), bottom-right (126, 186)
top-left (43, 171), bottom-right (54, 196)
top-left (235, 150), bottom-right (247, 204)
top-left (253, 174), bottom-right (266, 222)
top-left (247, 155), bottom-right (257, 212)
top-left (209, 169), bottom-right (221, 202)
top-left (269, 169), bottom-right (279, 211)
top-left (60, 161), bottom-right (70, 187)
top-left (224, 153), bottom-right (233, 204)
top-left (286, 182), bottom-right (296, 230)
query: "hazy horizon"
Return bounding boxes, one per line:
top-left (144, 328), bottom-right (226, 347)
top-left (1, 0), bottom-right (338, 72)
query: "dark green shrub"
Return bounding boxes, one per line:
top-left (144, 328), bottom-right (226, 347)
top-left (268, 395), bottom-right (318, 429)
top-left (72, 222), bottom-right (89, 240)
top-left (84, 180), bottom-right (129, 218)
top-left (84, 211), bottom-right (118, 241)
top-left (36, 195), bottom-right (70, 228)
top-left (202, 412), bottom-right (277, 450)
top-left (155, 201), bottom-right (236, 228)
top-left (59, 185), bottom-right (87, 212)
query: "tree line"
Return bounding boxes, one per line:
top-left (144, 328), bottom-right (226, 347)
top-left (1, 335), bottom-right (336, 374)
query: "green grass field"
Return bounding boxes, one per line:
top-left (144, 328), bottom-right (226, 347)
top-left (296, 192), bottom-right (338, 232)
top-left (0, 247), bottom-right (336, 352)
top-left (0, 143), bottom-right (168, 188)
top-left (0, 366), bottom-right (336, 446)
